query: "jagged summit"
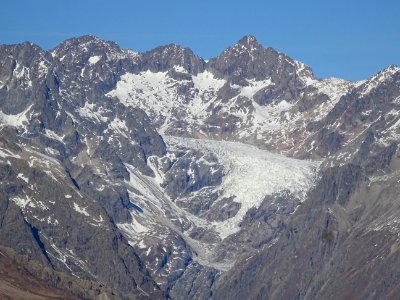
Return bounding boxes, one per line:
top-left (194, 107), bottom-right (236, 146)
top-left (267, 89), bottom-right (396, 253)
top-left (236, 35), bottom-right (263, 51)
top-left (52, 35), bottom-right (118, 50)
top-left (356, 64), bottom-right (400, 96)
top-left (237, 35), bottom-right (258, 44)
top-left (206, 35), bottom-right (315, 94)
top-left (140, 43), bottom-right (206, 74)
top-left (1, 35), bottom-right (400, 300)
top-left (385, 64), bottom-right (400, 71)
top-left (0, 40), bottom-right (43, 52)
top-left (143, 43), bottom-right (191, 53)
top-left (62, 34), bottom-right (105, 43)
top-left (50, 35), bottom-right (138, 66)
top-left (372, 64), bottom-right (400, 78)
top-left (214, 34), bottom-right (273, 59)
top-left (51, 35), bottom-right (115, 54)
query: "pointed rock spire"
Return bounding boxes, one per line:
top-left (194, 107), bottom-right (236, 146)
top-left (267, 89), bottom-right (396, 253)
top-left (236, 35), bottom-right (262, 52)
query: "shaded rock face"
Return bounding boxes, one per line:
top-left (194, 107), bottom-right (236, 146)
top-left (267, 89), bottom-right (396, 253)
top-left (237, 191), bottom-right (301, 248)
top-left (0, 38), bottom-right (167, 299)
top-left (0, 43), bottom-right (48, 115)
top-left (161, 148), bottom-right (223, 200)
top-left (302, 65), bottom-right (400, 159)
top-left (0, 246), bottom-right (83, 300)
top-left (140, 44), bottom-right (206, 74)
top-left (208, 36), bottom-right (309, 82)
top-left (208, 36), bottom-right (280, 80)
top-left (207, 35), bottom-right (312, 105)
top-left (1, 34), bottom-right (400, 300)
top-left (0, 131), bottom-right (165, 299)
top-left (212, 131), bottom-right (400, 299)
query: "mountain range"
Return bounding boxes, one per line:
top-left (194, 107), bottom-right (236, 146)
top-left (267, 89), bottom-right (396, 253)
top-left (0, 35), bottom-right (399, 299)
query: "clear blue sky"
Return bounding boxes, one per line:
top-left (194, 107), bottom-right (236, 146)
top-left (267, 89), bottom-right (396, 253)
top-left (1, 0), bottom-right (399, 81)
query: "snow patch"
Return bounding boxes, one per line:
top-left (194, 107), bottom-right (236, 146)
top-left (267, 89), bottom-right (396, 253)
top-left (310, 77), bottom-right (354, 105)
top-left (239, 78), bottom-right (273, 99)
top-left (108, 118), bottom-right (129, 138)
top-left (173, 65), bottom-right (187, 73)
top-left (73, 202), bottom-right (90, 216)
top-left (0, 148), bottom-right (22, 159)
top-left (11, 195), bottom-right (33, 209)
top-left (45, 129), bottom-right (65, 143)
top-left (107, 70), bottom-right (225, 133)
top-left (0, 104), bottom-right (33, 127)
top-left (117, 219), bottom-right (150, 247)
top-left (47, 242), bottom-right (94, 278)
top-left (88, 55), bottom-right (101, 65)
top-left (138, 240), bottom-right (147, 249)
top-left (38, 60), bottom-right (48, 77)
top-left (17, 173), bottom-right (29, 183)
top-left (76, 102), bottom-right (109, 123)
top-left (13, 62), bottom-right (29, 79)
top-left (192, 71), bottom-right (226, 92)
top-left (294, 60), bottom-right (314, 85)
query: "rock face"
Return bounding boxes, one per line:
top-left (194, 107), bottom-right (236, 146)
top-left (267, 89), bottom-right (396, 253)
top-left (1, 34), bottom-right (400, 300)
top-left (0, 37), bottom-right (165, 299)
top-left (210, 66), bottom-right (400, 299)
top-left (108, 35), bottom-right (354, 154)
top-left (207, 35), bottom-right (312, 101)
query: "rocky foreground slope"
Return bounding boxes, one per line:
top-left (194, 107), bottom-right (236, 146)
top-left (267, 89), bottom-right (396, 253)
top-left (0, 35), bottom-right (399, 299)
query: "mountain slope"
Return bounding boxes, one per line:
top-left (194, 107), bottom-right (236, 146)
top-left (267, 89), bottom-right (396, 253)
top-left (0, 246), bottom-right (120, 300)
top-left (0, 35), bottom-right (399, 299)
top-left (211, 67), bottom-right (400, 299)
top-left (0, 37), bottom-right (167, 299)
top-left (107, 36), bottom-right (355, 155)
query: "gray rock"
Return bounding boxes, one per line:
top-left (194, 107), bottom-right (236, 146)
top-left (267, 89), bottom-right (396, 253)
top-left (2, 35), bottom-right (400, 300)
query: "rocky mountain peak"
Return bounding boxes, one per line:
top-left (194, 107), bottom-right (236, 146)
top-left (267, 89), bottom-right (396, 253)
top-left (51, 35), bottom-right (138, 66)
top-left (0, 41), bottom-right (45, 64)
top-left (207, 35), bottom-right (307, 84)
top-left (212, 35), bottom-right (274, 64)
top-left (0, 41), bottom-right (49, 116)
top-left (139, 43), bottom-right (206, 74)
top-left (356, 64), bottom-right (400, 96)
top-left (235, 35), bottom-right (262, 52)
top-left (371, 64), bottom-right (400, 81)
top-left (2, 36), bottom-right (400, 300)
top-left (53, 35), bottom-right (118, 51)
top-left (385, 64), bottom-right (400, 72)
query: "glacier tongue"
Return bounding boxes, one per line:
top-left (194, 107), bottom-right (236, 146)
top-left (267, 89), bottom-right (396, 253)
top-left (115, 135), bottom-right (321, 274)
top-left (164, 136), bottom-right (321, 239)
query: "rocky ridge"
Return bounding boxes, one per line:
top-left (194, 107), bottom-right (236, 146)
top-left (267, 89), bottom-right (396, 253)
top-left (0, 35), bottom-right (400, 299)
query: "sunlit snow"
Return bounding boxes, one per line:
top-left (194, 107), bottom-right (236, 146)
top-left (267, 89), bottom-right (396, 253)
top-left (73, 202), bottom-right (90, 216)
top-left (165, 136), bottom-right (320, 238)
top-left (106, 70), bottom-right (225, 133)
top-left (0, 104), bottom-right (33, 128)
top-left (88, 55), bottom-right (101, 65)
